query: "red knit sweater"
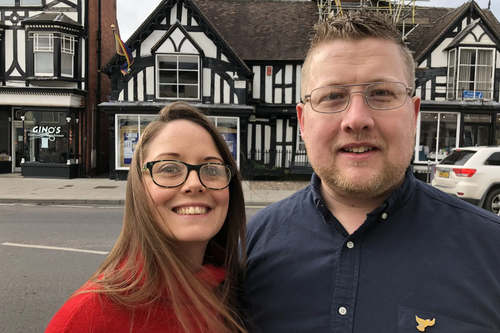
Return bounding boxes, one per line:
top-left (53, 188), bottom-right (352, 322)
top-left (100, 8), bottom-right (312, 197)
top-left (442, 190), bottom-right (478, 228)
top-left (45, 265), bottom-right (225, 333)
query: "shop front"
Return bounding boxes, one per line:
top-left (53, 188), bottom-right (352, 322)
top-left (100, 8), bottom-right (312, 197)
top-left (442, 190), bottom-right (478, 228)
top-left (16, 109), bottom-right (80, 179)
top-left (100, 102), bottom-right (252, 180)
top-left (413, 101), bottom-right (500, 178)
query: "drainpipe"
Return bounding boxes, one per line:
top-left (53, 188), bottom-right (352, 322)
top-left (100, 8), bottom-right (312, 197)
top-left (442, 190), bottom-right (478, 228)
top-left (96, 0), bottom-right (102, 174)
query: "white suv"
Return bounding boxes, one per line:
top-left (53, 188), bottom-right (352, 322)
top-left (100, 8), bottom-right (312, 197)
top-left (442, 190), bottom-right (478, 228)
top-left (431, 146), bottom-right (500, 216)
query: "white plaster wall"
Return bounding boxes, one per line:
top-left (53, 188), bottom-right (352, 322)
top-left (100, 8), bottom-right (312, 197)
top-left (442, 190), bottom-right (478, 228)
top-left (285, 87), bottom-right (292, 104)
top-left (419, 59), bottom-right (427, 68)
top-left (146, 66), bottom-right (154, 96)
top-left (191, 32), bottom-right (218, 59)
top-left (286, 119), bottom-right (293, 142)
top-left (275, 69), bottom-right (282, 84)
top-left (275, 88), bottom-right (282, 104)
top-left (137, 71), bottom-right (144, 101)
top-left (203, 68), bottom-right (211, 98)
top-left (253, 66), bottom-right (261, 99)
top-left (214, 73), bottom-right (221, 104)
top-left (142, 31), bottom-right (168, 56)
top-left (247, 124), bottom-right (253, 151)
top-left (5, 30), bottom-right (13, 75)
top-left (224, 80), bottom-right (230, 104)
top-left (265, 68), bottom-right (272, 103)
top-left (127, 80), bottom-right (134, 101)
top-left (296, 65), bottom-right (302, 101)
top-left (276, 119), bottom-right (283, 142)
top-left (431, 38), bottom-right (452, 67)
top-left (264, 126), bottom-right (271, 150)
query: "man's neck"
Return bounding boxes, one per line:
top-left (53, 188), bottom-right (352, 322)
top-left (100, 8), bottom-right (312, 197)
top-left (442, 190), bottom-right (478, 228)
top-left (320, 185), bottom-right (389, 235)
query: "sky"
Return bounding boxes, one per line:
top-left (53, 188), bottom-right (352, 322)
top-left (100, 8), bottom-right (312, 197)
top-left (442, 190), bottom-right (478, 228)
top-left (117, 0), bottom-right (500, 40)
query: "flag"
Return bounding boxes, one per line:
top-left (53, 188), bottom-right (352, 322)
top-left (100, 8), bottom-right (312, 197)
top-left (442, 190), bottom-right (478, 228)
top-left (114, 30), bottom-right (134, 75)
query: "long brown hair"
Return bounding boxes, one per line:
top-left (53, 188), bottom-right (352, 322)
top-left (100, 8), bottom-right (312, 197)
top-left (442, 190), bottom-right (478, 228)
top-left (80, 101), bottom-right (247, 333)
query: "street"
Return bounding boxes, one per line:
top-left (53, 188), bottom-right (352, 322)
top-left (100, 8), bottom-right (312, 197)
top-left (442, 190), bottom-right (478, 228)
top-left (0, 203), bottom-right (262, 333)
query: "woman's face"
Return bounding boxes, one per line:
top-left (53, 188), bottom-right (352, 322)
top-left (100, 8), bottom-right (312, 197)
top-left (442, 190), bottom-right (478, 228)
top-left (143, 120), bottom-right (230, 262)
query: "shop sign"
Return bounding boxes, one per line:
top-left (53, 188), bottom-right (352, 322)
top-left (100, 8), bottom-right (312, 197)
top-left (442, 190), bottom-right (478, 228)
top-left (28, 126), bottom-right (65, 141)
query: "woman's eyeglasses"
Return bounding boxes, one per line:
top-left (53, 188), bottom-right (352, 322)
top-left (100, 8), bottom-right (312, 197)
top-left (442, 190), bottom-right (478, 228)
top-left (142, 160), bottom-right (235, 190)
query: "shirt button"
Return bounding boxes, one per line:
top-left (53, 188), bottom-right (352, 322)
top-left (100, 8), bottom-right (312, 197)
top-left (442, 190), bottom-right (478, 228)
top-left (339, 307), bottom-right (347, 315)
top-left (346, 241), bottom-right (354, 249)
top-left (381, 213), bottom-right (388, 219)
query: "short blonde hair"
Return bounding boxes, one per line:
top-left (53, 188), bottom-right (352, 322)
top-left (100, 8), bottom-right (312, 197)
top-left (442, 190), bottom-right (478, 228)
top-left (301, 10), bottom-right (415, 99)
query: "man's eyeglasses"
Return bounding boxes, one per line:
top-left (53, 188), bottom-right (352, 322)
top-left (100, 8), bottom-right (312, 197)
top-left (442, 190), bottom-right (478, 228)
top-left (304, 82), bottom-right (413, 114)
top-left (142, 160), bottom-right (235, 190)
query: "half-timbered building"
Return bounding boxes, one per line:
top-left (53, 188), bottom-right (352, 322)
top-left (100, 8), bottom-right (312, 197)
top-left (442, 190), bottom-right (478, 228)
top-left (102, 0), bottom-right (500, 180)
top-left (0, 0), bottom-right (117, 178)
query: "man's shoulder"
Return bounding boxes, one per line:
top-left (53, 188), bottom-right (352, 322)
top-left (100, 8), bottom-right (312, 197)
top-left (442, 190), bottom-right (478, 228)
top-left (247, 185), bottom-right (313, 233)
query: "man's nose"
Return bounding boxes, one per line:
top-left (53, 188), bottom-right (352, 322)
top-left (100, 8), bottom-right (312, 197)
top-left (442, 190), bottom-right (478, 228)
top-left (340, 91), bottom-right (375, 133)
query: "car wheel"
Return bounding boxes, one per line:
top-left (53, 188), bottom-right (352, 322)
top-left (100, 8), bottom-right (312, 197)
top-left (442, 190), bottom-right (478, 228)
top-left (484, 188), bottom-right (500, 216)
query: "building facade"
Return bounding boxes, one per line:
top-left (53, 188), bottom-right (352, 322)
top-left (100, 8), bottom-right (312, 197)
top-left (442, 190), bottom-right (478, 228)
top-left (0, 0), bottom-right (117, 178)
top-left (102, 0), bottom-right (500, 180)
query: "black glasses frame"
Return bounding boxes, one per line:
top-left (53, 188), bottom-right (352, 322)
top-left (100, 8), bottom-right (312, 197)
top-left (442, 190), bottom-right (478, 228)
top-left (142, 160), bottom-right (235, 190)
top-left (304, 81), bottom-right (414, 114)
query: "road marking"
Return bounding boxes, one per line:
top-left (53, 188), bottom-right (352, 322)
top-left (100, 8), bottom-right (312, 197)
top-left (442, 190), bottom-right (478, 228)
top-left (0, 203), bottom-right (15, 206)
top-left (98, 206), bottom-right (123, 209)
top-left (22, 203), bottom-right (38, 207)
top-left (2, 242), bottom-right (109, 255)
top-left (245, 206), bottom-right (267, 209)
top-left (50, 205), bottom-right (93, 209)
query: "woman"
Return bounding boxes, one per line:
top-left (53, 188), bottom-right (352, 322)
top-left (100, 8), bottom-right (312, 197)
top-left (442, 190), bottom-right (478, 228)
top-left (46, 102), bottom-right (247, 333)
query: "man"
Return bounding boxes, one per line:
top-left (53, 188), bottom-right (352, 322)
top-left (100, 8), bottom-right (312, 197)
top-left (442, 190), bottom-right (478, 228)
top-left (242, 11), bottom-right (500, 333)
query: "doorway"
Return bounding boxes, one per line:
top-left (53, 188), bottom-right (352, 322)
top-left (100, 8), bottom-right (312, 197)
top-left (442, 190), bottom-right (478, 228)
top-left (463, 124), bottom-right (490, 147)
top-left (12, 121), bottom-right (25, 172)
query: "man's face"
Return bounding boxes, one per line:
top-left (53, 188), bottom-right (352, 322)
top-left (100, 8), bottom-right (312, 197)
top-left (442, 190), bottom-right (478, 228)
top-left (297, 38), bottom-right (420, 200)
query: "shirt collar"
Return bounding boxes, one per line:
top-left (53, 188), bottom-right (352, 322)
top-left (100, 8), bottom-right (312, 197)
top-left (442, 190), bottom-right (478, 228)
top-left (310, 167), bottom-right (416, 217)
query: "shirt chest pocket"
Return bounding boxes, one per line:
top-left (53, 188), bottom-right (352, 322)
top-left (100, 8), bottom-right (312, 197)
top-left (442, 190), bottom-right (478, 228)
top-left (397, 306), bottom-right (499, 333)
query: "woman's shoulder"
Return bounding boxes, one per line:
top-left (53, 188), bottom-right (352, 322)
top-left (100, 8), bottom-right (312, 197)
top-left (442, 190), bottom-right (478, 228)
top-left (44, 282), bottom-right (122, 333)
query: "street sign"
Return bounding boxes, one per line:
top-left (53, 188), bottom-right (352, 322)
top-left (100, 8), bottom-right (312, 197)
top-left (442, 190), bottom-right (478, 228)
top-left (463, 90), bottom-right (484, 99)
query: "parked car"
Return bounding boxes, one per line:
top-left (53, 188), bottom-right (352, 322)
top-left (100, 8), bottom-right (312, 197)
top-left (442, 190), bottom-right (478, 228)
top-left (431, 146), bottom-right (500, 216)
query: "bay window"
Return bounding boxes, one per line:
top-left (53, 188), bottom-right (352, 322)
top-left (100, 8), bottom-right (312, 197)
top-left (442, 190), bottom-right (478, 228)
top-left (448, 48), bottom-right (494, 100)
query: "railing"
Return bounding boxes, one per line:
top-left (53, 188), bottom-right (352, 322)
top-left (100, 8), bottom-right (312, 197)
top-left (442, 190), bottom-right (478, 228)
top-left (243, 149), bottom-right (313, 180)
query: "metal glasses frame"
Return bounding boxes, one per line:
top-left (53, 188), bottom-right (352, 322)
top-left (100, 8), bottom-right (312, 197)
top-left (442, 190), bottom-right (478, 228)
top-left (303, 81), bottom-right (414, 114)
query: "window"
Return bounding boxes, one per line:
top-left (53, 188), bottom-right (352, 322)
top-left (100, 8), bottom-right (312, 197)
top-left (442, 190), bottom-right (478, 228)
top-left (21, 0), bottom-right (41, 5)
top-left (446, 49), bottom-right (456, 100)
top-left (0, 0), bottom-right (14, 5)
top-left (457, 48), bottom-right (494, 100)
top-left (61, 35), bottom-right (74, 77)
top-left (417, 112), bottom-right (459, 163)
top-left (297, 128), bottom-right (306, 151)
top-left (34, 33), bottom-right (54, 75)
top-left (157, 54), bottom-right (199, 99)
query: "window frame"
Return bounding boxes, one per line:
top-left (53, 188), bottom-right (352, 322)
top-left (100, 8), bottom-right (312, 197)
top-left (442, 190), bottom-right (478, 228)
top-left (60, 34), bottom-right (75, 77)
top-left (155, 54), bottom-right (200, 100)
top-left (33, 33), bottom-right (54, 76)
top-left (455, 47), bottom-right (495, 100)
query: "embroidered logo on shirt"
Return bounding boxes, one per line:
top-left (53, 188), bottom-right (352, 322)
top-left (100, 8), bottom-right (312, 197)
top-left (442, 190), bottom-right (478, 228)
top-left (415, 315), bottom-right (435, 331)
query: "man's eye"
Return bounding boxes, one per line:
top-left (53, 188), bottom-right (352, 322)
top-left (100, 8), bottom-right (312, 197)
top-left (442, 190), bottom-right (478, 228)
top-left (371, 89), bottom-right (394, 97)
top-left (327, 93), bottom-right (342, 100)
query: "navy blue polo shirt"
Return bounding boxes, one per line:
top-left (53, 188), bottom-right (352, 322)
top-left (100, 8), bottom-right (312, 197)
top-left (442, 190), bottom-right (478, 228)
top-left (242, 168), bottom-right (500, 333)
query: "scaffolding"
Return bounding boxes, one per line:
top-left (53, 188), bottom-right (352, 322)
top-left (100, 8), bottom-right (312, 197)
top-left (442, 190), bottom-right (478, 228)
top-left (317, 0), bottom-right (426, 25)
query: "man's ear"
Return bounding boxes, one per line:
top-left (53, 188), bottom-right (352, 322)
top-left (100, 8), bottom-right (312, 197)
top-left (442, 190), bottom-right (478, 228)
top-left (297, 102), bottom-right (306, 135)
top-left (411, 96), bottom-right (421, 127)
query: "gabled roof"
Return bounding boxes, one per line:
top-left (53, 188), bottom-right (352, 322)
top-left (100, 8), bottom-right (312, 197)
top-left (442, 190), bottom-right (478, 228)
top-left (407, 1), bottom-right (500, 62)
top-left (103, 0), bottom-right (251, 76)
top-left (193, 0), bottom-right (317, 61)
top-left (21, 12), bottom-right (82, 28)
top-left (446, 18), bottom-right (481, 50)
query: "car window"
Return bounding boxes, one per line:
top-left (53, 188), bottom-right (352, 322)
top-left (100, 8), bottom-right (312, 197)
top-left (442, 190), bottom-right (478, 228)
top-left (484, 152), bottom-right (500, 166)
top-left (439, 150), bottom-right (476, 165)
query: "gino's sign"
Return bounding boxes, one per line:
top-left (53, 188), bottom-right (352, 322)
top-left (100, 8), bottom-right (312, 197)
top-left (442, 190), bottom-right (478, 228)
top-left (28, 126), bottom-right (65, 141)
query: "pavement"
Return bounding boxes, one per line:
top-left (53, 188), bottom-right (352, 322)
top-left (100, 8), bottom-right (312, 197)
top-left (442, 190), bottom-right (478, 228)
top-left (0, 173), bottom-right (297, 206)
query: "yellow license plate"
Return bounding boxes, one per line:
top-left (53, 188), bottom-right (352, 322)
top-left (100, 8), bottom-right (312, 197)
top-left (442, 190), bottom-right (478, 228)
top-left (439, 171), bottom-right (449, 178)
